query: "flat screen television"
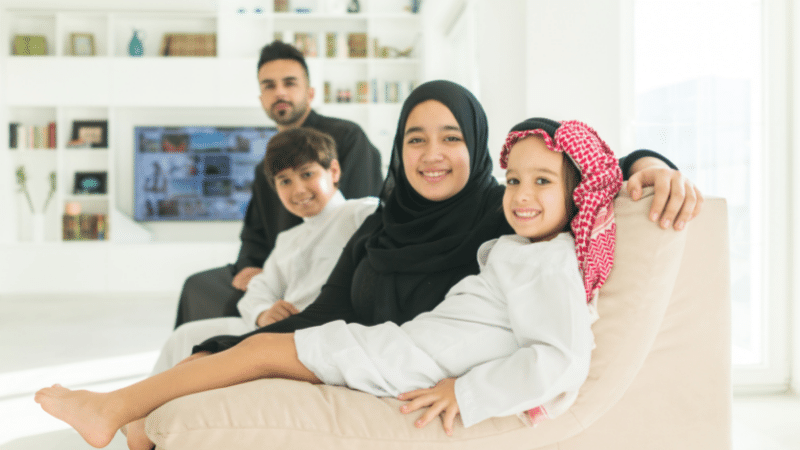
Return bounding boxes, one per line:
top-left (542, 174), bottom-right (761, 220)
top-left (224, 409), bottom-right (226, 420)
top-left (133, 126), bottom-right (278, 222)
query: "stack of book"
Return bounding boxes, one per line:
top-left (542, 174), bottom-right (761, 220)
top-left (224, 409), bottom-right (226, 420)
top-left (62, 213), bottom-right (107, 241)
top-left (160, 33), bottom-right (217, 56)
top-left (9, 122), bottom-right (56, 149)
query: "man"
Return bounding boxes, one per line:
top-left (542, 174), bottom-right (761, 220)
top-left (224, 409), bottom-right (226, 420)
top-left (174, 41), bottom-right (383, 327)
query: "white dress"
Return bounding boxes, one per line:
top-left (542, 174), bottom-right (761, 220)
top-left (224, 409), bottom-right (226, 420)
top-left (295, 233), bottom-right (594, 427)
top-left (152, 192), bottom-right (378, 373)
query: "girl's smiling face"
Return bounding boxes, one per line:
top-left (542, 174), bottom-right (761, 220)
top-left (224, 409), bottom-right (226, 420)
top-left (402, 100), bottom-right (470, 202)
top-left (503, 136), bottom-right (572, 242)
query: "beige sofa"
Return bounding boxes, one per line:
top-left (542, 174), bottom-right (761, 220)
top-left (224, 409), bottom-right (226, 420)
top-left (146, 187), bottom-right (731, 450)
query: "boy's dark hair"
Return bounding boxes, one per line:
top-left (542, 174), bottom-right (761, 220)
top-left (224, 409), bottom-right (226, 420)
top-left (263, 128), bottom-right (338, 189)
top-left (257, 40), bottom-right (310, 81)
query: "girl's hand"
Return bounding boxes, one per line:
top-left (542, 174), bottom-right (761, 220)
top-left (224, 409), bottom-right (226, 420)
top-left (398, 378), bottom-right (460, 436)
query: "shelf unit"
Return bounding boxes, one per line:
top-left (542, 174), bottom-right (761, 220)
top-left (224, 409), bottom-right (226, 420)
top-left (1, 0), bottom-right (424, 246)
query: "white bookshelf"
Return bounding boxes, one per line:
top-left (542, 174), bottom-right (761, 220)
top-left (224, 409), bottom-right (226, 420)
top-left (1, 0), bottom-right (424, 246)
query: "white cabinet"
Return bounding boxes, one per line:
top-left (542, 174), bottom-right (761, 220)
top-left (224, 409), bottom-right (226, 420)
top-left (1, 1), bottom-right (424, 247)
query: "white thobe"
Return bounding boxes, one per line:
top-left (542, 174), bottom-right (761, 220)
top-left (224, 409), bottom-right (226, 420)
top-left (295, 233), bottom-right (594, 428)
top-left (152, 192), bottom-right (378, 373)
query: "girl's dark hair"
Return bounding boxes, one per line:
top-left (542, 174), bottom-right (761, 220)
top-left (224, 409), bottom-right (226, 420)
top-left (263, 128), bottom-right (338, 189)
top-left (561, 153), bottom-right (582, 230)
top-left (257, 40), bottom-right (310, 81)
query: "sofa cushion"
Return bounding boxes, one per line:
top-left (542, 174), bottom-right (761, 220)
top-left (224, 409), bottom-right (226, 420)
top-left (147, 186), bottom-right (692, 449)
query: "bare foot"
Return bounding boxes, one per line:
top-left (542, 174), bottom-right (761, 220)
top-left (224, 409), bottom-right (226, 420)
top-left (34, 384), bottom-right (122, 448)
top-left (125, 418), bottom-right (154, 450)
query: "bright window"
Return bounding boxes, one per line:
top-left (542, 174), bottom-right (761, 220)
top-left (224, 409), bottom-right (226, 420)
top-left (632, 0), bottom-right (784, 383)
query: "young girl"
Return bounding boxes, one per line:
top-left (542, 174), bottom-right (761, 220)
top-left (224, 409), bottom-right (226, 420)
top-left (35, 117), bottom-right (622, 448)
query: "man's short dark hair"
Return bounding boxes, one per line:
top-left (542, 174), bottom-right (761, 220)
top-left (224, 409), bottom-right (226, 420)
top-left (264, 128), bottom-right (338, 189)
top-left (257, 40), bottom-right (310, 81)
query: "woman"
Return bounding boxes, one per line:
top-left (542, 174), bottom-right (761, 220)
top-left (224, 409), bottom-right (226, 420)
top-left (193, 79), bottom-right (691, 352)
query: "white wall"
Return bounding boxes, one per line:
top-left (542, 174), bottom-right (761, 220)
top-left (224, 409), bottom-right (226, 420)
top-left (791, 0), bottom-right (800, 395)
top-left (523, 0), bottom-right (627, 153)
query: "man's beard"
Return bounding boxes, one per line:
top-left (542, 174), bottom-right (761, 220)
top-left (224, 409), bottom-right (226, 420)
top-left (269, 99), bottom-right (309, 126)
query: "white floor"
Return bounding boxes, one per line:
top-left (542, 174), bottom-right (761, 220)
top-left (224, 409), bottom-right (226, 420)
top-left (0, 292), bottom-right (798, 450)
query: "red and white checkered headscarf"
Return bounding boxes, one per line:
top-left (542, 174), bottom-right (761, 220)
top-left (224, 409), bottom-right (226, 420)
top-left (500, 119), bottom-right (622, 307)
top-left (501, 119), bottom-right (622, 426)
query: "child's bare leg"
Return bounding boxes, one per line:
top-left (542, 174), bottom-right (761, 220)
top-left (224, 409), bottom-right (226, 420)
top-left (122, 350), bottom-right (211, 450)
top-left (35, 333), bottom-right (318, 448)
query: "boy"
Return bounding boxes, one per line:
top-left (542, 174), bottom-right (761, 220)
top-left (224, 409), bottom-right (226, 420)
top-left (128, 126), bottom-right (377, 449)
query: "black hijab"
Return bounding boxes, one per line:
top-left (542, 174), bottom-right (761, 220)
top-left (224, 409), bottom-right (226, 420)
top-left (364, 80), bottom-right (506, 273)
top-left (344, 80), bottom-right (510, 324)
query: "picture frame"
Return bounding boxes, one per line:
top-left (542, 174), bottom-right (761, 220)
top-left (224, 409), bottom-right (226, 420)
top-left (73, 172), bottom-right (108, 195)
top-left (70, 33), bottom-right (95, 56)
top-left (70, 120), bottom-right (108, 148)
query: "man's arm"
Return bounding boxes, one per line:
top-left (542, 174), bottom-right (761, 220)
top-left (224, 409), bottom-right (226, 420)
top-left (621, 150), bottom-right (703, 231)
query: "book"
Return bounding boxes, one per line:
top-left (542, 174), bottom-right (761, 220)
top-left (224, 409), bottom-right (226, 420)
top-left (356, 81), bottom-right (368, 103)
top-left (9, 123), bottom-right (19, 149)
top-left (325, 32), bottom-right (337, 58)
top-left (348, 33), bottom-right (367, 58)
top-left (48, 122), bottom-right (56, 149)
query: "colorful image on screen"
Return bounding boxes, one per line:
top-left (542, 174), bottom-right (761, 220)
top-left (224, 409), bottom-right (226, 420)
top-left (133, 126), bottom-right (278, 221)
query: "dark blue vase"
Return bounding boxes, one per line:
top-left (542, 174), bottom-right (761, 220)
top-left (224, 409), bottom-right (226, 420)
top-left (128, 30), bottom-right (144, 57)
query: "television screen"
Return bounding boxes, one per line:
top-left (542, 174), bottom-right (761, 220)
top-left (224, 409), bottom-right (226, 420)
top-left (133, 126), bottom-right (278, 222)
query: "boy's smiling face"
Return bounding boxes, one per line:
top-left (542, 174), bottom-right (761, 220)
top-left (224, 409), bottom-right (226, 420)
top-left (274, 160), bottom-right (341, 218)
top-left (503, 136), bottom-right (571, 242)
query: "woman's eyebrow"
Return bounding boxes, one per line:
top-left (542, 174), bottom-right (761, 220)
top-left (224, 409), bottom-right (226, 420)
top-left (404, 124), bottom-right (461, 135)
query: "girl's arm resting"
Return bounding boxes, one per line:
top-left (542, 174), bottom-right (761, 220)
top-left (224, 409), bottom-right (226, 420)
top-left (455, 264), bottom-right (593, 428)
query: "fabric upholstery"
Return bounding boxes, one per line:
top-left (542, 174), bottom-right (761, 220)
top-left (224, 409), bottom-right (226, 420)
top-left (146, 186), bottom-right (731, 450)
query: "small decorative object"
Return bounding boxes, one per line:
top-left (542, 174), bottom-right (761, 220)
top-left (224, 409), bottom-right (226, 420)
top-left (12, 35), bottom-right (48, 55)
top-left (347, 0), bottom-right (360, 13)
top-left (160, 33), bottom-right (217, 56)
top-left (274, 0), bottom-right (289, 12)
top-left (43, 172), bottom-right (56, 211)
top-left (73, 172), bottom-right (108, 195)
top-left (128, 29), bottom-right (144, 57)
top-left (15, 166), bottom-right (35, 213)
top-left (294, 33), bottom-right (317, 57)
top-left (70, 120), bottom-right (108, 148)
top-left (347, 32), bottom-right (367, 58)
top-left (295, 7), bottom-right (311, 13)
top-left (410, 0), bottom-right (422, 13)
top-left (70, 33), bottom-right (95, 56)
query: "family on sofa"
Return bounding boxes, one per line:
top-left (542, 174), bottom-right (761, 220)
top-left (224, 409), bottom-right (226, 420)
top-left (35, 41), bottom-right (704, 450)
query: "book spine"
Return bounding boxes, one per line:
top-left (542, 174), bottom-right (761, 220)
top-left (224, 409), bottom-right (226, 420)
top-left (9, 123), bottom-right (19, 149)
top-left (48, 121), bottom-right (56, 149)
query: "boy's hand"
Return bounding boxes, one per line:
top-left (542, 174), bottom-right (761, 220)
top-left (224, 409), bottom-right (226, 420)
top-left (398, 378), bottom-right (460, 436)
top-left (626, 157), bottom-right (703, 231)
top-left (256, 300), bottom-right (300, 327)
top-left (232, 267), bottom-right (263, 291)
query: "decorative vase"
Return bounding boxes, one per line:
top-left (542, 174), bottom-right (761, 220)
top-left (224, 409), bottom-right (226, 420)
top-left (128, 29), bottom-right (144, 57)
top-left (347, 0), bottom-right (360, 13)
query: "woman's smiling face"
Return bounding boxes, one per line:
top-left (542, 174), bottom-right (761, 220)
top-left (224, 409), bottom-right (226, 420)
top-left (401, 100), bottom-right (470, 202)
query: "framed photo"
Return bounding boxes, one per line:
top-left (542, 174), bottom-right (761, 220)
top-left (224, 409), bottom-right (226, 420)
top-left (73, 172), bottom-right (107, 195)
top-left (70, 33), bottom-right (95, 56)
top-left (70, 120), bottom-right (108, 148)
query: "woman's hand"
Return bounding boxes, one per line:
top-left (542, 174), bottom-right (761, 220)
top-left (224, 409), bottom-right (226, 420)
top-left (256, 300), bottom-right (301, 327)
top-left (626, 157), bottom-right (704, 231)
top-left (398, 378), bottom-right (460, 436)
